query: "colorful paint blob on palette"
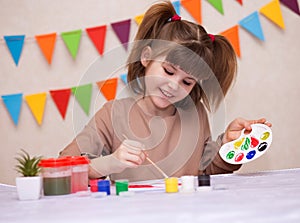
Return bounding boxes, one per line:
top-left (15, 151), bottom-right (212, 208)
top-left (219, 124), bottom-right (272, 164)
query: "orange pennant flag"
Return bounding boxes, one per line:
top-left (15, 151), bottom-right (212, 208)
top-left (220, 25), bottom-right (241, 58)
top-left (50, 89), bottom-right (71, 120)
top-left (86, 25), bottom-right (107, 56)
top-left (25, 92), bottom-right (47, 125)
top-left (35, 33), bottom-right (57, 64)
top-left (181, 0), bottom-right (202, 24)
top-left (97, 78), bottom-right (118, 101)
top-left (134, 14), bottom-right (144, 25)
top-left (260, 0), bottom-right (285, 29)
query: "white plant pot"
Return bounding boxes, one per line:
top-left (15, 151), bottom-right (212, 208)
top-left (16, 176), bottom-right (42, 200)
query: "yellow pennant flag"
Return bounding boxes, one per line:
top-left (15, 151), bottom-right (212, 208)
top-left (260, 0), bottom-right (285, 29)
top-left (134, 14), bottom-right (144, 25)
top-left (25, 92), bottom-right (47, 125)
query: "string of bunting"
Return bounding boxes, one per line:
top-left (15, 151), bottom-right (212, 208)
top-left (1, 0), bottom-right (299, 126)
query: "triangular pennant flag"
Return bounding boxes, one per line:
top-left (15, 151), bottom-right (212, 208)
top-left (280, 0), bottom-right (300, 16)
top-left (4, 35), bottom-right (25, 66)
top-left (71, 84), bottom-right (92, 116)
top-left (35, 33), bottom-right (57, 64)
top-left (50, 89), bottom-right (71, 120)
top-left (236, 0), bottom-right (243, 6)
top-left (1, 93), bottom-right (23, 126)
top-left (134, 14), bottom-right (144, 25)
top-left (220, 25), bottom-right (241, 58)
top-left (239, 11), bottom-right (265, 41)
top-left (207, 0), bottom-right (224, 15)
top-left (86, 25), bottom-right (107, 56)
top-left (120, 73), bottom-right (128, 85)
top-left (24, 93), bottom-right (47, 125)
top-left (97, 78), bottom-right (118, 101)
top-left (61, 30), bottom-right (82, 59)
top-left (173, 1), bottom-right (181, 15)
top-left (260, 0), bottom-right (285, 29)
top-left (181, 0), bottom-right (202, 24)
top-left (111, 19), bottom-right (131, 51)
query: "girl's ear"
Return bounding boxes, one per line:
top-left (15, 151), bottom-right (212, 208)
top-left (141, 46), bottom-right (152, 67)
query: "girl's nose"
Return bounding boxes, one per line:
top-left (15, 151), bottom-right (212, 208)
top-left (168, 80), bottom-right (179, 90)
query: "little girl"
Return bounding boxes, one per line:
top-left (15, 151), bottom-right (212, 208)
top-left (60, 1), bottom-right (271, 181)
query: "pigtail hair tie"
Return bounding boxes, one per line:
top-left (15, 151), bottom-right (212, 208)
top-left (208, 34), bottom-right (215, 43)
top-left (168, 14), bottom-right (181, 22)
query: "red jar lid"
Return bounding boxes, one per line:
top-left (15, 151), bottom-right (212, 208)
top-left (39, 157), bottom-right (71, 167)
top-left (69, 156), bottom-right (90, 165)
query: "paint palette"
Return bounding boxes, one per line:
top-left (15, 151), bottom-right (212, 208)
top-left (219, 124), bottom-right (272, 164)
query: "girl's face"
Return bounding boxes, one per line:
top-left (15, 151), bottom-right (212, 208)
top-left (143, 58), bottom-right (197, 109)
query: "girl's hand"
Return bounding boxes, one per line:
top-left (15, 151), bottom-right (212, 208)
top-left (222, 118), bottom-right (272, 145)
top-left (112, 140), bottom-right (147, 169)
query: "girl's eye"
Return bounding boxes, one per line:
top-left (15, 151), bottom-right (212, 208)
top-left (183, 80), bottom-right (192, 86)
top-left (164, 68), bottom-right (174, 75)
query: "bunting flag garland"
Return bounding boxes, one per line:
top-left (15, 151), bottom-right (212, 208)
top-left (50, 89), bottom-right (71, 119)
top-left (220, 25), bottom-right (241, 58)
top-left (111, 19), bottom-right (131, 51)
top-left (236, 0), bottom-right (243, 6)
top-left (134, 14), bottom-right (144, 25)
top-left (35, 33), bottom-right (57, 65)
top-left (1, 93), bottom-right (23, 126)
top-left (120, 73), bottom-right (128, 85)
top-left (181, 0), bottom-right (202, 24)
top-left (239, 11), bottom-right (265, 41)
top-left (4, 35), bottom-right (25, 66)
top-left (24, 92), bottom-right (47, 125)
top-left (207, 0), bottom-right (224, 15)
top-left (71, 83), bottom-right (93, 116)
top-left (280, 0), bottom-right (300, 16)
top-left (260, 0), bottom-right (285, 29)
top-left (61, 29), bottom-right (82, 59)
top-left (97, 78), bottom-right (118, 101)
top-left (86, 25), bottom-right (107, 56)
top-left (173, 1), bottom-right (181, 15)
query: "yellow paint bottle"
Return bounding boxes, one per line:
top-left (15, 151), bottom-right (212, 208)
top-left (165, 177), bottom-right (178, 193)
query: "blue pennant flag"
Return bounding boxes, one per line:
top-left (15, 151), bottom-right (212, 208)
top-left (239, 11), bottom-right (265, 41)
top-left (4, 35), bottom-right (25, 66)
top-left (2, 93), bottom-right (23, 126)
top-left (120, 73), bottom-right (128, 85)
top-left (173, 1), bottom-right (181, 15)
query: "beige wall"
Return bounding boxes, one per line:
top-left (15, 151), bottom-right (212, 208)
top-left (1, 0), bottom-right (299, 185)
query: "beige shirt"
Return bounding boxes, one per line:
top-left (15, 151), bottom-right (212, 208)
top-left (60, 97), bottom-right (241, 182)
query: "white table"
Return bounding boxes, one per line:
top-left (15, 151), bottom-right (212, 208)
top-left (1, 168), bottom-right (300, 223)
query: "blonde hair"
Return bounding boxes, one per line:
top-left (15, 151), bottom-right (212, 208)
top-left (127, 0), bottom-right (237, 111)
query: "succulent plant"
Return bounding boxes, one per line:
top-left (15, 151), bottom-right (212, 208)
top-left (15, 149), bottom-right (42, 177)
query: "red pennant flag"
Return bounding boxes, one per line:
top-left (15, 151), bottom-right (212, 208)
top-left (97, 78), bottom-right (118, 101)
top-left (111, 19), bottom-right (131, 51)
top-left (86, 25), bottom-right (107, 56)
top-left (181, 0), bottom-right (202, 24)
top-left (236, 0), bottom-right (243, 5)
top-left (35, 33), bottom-right (57, 64)
top-left (50, 89), bottom-right (71, 119)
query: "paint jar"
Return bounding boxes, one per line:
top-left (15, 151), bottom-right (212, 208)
top-left (115, 179), bottom-right (129, 195)
top-left (69, 156), bottom-right (89, 193)
top-left (97, 180), bottom-right (111, 195)
top-left (89, 179), bottom-right (98, 192)
top-left (180, 175), bottom-right (195, 193)
top-left (165, 177), bottom-right (178, 193)
top-left (198, 174), bottom-right (210, 186)
top-left (39, 158), bottom-right (72, 196)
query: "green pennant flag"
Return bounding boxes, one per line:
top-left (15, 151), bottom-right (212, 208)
top-left (207, 0), bottom-right (224, 15)
top-left (61, 30), bottom-right (82, 59)
top-left (71, 83), bottom-right (92, 116)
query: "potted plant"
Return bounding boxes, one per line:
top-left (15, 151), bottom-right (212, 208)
top-left (15, 149), bottom-right (42, 200)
